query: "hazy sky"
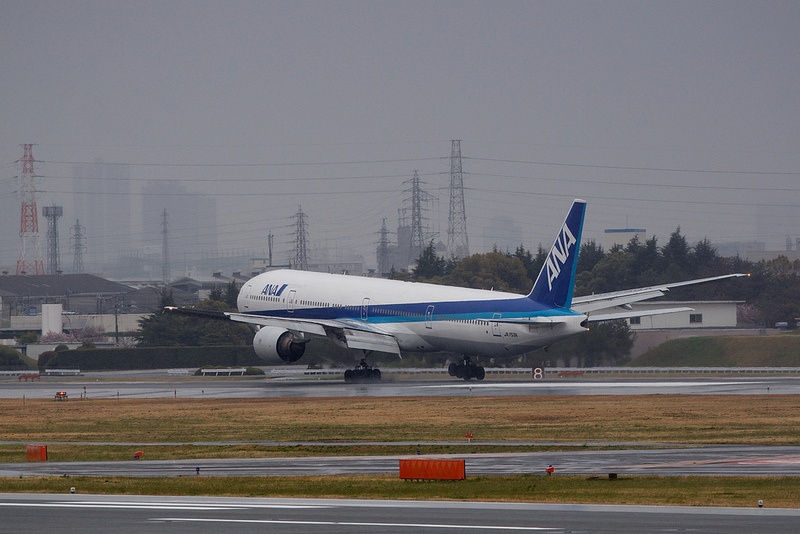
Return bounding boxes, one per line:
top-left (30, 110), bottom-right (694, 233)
top-left (2, 1), bottom-right (799, 274)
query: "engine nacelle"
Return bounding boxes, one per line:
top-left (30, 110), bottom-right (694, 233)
top-left (252, 326), bottom-right (306, 364)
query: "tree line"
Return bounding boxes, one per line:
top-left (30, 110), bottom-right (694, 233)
top-left (408, 227), bottom-right (792, 328)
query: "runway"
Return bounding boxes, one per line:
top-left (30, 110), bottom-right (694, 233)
top-left (1, 493), bottom-right (798, 534)
top-left (2, 370), bottom-right (798, 399)
top-left (3, 372), bottom-right (800, 531)
top-left (3, 445), bottom-right (800, 478)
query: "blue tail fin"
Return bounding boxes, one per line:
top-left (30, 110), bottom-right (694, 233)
top-left (527, 199), bottom-right (586, 308)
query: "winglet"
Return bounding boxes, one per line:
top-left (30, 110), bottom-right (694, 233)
top-left (527, 199), bottom-right (586, 308)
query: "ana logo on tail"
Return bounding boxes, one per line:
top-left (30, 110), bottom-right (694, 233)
top-left (544, 223), bottom-right (577, 290)
top-left (528, 199), bottom-right (585, 308)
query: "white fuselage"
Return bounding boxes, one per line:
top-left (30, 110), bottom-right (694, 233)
top-left (237, 269), bottom-right (587, 358)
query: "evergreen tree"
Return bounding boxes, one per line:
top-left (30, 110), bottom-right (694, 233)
top-left (208, 285), bottom-right (224, 302)
top-left (577, 240), bottom-right (605, 274)
top-left (444, 252), bottom-right (531, 293)
top-left (413, 240), bottom-right (449, 280)
top-left (224, 280), bottom-right (240, 309)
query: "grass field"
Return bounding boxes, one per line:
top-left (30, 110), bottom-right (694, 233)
top-left (2, 394), bottom-right (799, 507)
top-left (2, 395), bottom-right (799, 446)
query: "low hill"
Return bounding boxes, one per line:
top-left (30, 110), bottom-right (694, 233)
top-left (633, 333), bottom-right (800, 367)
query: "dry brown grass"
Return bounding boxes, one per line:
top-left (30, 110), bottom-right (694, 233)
top-left (2, 395), bottom-right (799, 445)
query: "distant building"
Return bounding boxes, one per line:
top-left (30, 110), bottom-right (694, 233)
top-left (604, 228), bottom-right (646, 251)
top-left (621, 301), bottom-right (741, 330)
top-left (0, 273), bottom-right (197, 325)
top-left (482, 216), bottom-right (523, 254)
top-left (72, 160), bottom-right (132, 273)
top-left (716, 241), bottom-right (764, 258)
top-left (139, 180), bottom-right (217, 280)
top-left (744, 238), bottom-right (800, 263)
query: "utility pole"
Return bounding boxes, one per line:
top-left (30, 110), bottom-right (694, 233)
top-left (268, 231), bottom-right (274, 267)
top-left (16, 144), bottom-right (45, 275)
top-left (403, 170), bottom-right (435, 265)
top-left (161, 209), bottom-right (170, 284)
top-left (43, 204), bottom-right (63, 275)
top-left (70, 219), bottom-right (86, 274)
top-left (293, 206), bottom-right (308, 271)
top-left (447, 139), bottom-right (469, 259)
top-left (377, 218), bottom-right (390, 276)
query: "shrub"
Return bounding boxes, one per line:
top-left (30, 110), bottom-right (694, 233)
top-left (0, 345), bottom-right (33, 370)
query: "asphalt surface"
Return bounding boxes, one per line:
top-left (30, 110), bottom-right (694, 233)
top-left (3, 371), bottom-right (799, 532)
top-left (3, 445), bottom-right (800, 478)
top-left (1, 494), bottom-right (797, 534)
top-left (2, 371), bottom-right (798, 399)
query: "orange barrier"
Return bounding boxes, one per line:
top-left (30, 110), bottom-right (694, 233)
top-left (399, 459), bottom-right (465, 480)
top-left (18, 374), bottom-right (40, 382)
top-left (26, 444), bottom-right (47, 462)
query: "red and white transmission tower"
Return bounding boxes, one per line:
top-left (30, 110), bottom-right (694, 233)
top-left (16, 144), bottom-right (44, 275)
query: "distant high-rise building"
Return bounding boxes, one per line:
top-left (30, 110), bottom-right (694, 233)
top-left (72, 160), bottom-right (132, 273)
top-left (604, 228), bottom-right (646, 251)
top-left (756, 204), bottom-right (799, 250)
top-left (483, 216), bottom-right (523, 253)
top-left (140, 180), bottom-right (217, 277)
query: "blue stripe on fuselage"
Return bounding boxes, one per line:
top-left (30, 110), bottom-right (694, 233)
top-left (244, 297), bottom-right (582, 323)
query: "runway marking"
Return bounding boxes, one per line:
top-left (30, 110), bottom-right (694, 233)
top-left (423, 381), bottom-right (761, 389)
top-left (733, 457), bottom-right (800, 465)
top-left (0, 501), bottom-right (328, 511)
top-left (152, 517), bottom-right (558, 530)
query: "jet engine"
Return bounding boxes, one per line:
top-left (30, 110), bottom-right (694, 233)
top-left (252, 326), bottom-right (306, 364)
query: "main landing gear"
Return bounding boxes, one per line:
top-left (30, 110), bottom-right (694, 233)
top-left (344, 359), bottom-right (382, 383)
top-left (448, 356), bottom-right (485, 381)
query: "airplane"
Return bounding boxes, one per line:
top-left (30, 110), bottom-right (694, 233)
top-left (168, 199), bottom-right (745, 382)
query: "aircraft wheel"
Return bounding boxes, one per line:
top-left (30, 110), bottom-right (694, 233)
top-left (475, 367), bottom-right (485, 381)
top-left (455, 365), bottom-right (466, 380)
top-left (372, 369), bottom-right (381, 381)
top-left (344, 369), bottom-right (353, 383)
top-left (448, 363), bottom-right (458, 376)
top-left (462, 366), bottom-right (473, 381)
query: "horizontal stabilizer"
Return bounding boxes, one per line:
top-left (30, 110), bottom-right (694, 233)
top-left (572, 289), bottom-right (666, 314)
top-left (586, 307), bottom-right (694, 322)
top-left (492, 316), bottom-right (570, 325)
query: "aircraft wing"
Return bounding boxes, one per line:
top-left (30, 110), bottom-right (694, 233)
top-left (225, 312), bottom-right (402, 355)
top-left (571, 273), bottom-right (746, 315)
top-left (164, 306), bottom-right (401, 355)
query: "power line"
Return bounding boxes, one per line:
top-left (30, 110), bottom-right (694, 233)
top-left (40, 157), bottom-right (444, 168)
top-left (467, 156), bottom-right (800, 176)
